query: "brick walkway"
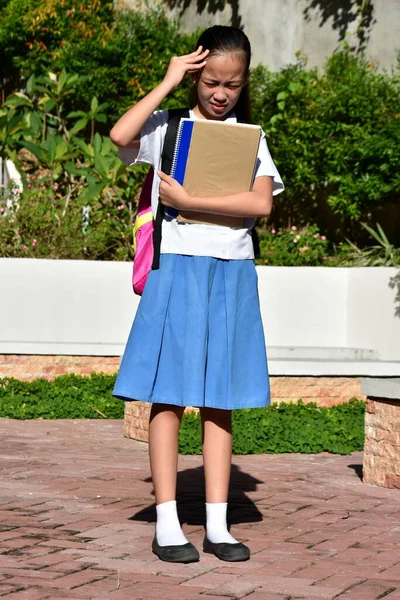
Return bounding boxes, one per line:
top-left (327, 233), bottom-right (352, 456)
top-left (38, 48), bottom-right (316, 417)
top-left (0, 419), bottom-right (399, 600)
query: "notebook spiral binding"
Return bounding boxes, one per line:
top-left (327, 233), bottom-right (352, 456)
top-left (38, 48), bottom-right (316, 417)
top-left (165, 120), bottom-right (184, 218)
top-left (170, 120), bottom-right (184, 179)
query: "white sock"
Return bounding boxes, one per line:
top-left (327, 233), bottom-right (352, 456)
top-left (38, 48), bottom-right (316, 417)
top-left (155, 500), bottom-right (188, 546)
top-left (206, 502), bottom-right (238, 544)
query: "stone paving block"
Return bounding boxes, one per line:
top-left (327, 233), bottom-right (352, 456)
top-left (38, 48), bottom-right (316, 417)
top-left (1, 589), bottom-right (52, 599)
top-left (0, 584), bottom-right (23, 596)
top-left (254, 576), bottom-right (343, 599)
top-left (59, 575), bottom-right (123, 598)
top-left (316, 573), bottom-right (368, 592)
top-left (243, 594), bottom-right (289, 600)
top-left (202, 579), bottom-right (260, 599)
top-left (330, 546), bottom-right (380, 563)
top-left (337, 578), bottom-right (398, 598)
top-left (181, 571), bottom-right (238, 589)
top-left (289, 562), bottom-right (339, 581)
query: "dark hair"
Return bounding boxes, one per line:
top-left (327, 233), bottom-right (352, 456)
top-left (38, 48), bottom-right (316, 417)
top-left (189, 25), bottom-right (252, 123)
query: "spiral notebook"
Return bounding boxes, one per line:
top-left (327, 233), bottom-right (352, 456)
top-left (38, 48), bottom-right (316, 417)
top-left (170, 118), bottom-right (262, 227)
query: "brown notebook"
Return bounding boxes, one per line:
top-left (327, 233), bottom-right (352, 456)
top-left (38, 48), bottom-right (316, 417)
top-left (170, 118), bottom-right (262, 228)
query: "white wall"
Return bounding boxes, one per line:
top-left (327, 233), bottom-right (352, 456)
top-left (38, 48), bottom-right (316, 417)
top-left (129, 0), bottom-right (400, 72)
top-left (1, 259), bottom-right (399, 376)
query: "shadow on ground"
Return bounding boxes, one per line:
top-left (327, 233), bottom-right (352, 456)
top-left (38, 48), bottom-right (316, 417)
top-left (348, 462), bottom-right (363, 481)
top-left (130, 463), bottom-right (263, 526)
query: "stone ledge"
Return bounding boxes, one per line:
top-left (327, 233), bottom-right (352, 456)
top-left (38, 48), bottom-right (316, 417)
top-left (361, 377), bottom-right (400, 400)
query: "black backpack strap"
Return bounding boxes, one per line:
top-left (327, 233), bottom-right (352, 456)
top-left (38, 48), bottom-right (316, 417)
top-left (152, 108), bottom-right (190, 270)
top-left (237, 116), bottom-right (261, 260)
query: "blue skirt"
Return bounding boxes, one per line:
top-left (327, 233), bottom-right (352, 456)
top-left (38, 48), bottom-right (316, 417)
top-left (113, 254), bottom-right (270, 410)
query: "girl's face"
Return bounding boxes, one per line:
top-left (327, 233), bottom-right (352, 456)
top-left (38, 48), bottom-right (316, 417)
top-left (193, 52), bottom-right (248, 121)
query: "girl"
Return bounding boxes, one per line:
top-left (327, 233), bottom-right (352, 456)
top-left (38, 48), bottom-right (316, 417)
top-left (111, 25), bottom-right (284, 564)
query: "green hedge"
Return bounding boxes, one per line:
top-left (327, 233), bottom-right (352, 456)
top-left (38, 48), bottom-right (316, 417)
top-left (0, 374), bottom-right (122, 419)
top-left (0, 376), bottom-right (365, 455)
top-left (179, 399), bottom-right (365, 456)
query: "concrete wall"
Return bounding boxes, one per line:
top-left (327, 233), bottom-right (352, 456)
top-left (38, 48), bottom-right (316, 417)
top-left (128, 0), bottom-right (400, 71)
top-left (1, 258), bottom-right (399, 376)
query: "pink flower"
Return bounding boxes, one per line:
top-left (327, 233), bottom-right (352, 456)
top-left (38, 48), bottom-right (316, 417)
top-left (117, 204), bottom-right (125, 211)
top-left (27, 184), bottom-right (33, 190)
top-left (321, 235), bottom-right (326, 241)
top-left (313, 233), bottom-right (319, 238)
top-left (291, 226), bottom-right (297, 231)
top-left (22, 245), bottom-right (28, 251)
top-left (32, 239), bottom-right (37, 247)
top-left (294, 238), bottom-right (298, 244)
top-left (53, 183), bottom-right (59, 191)
top-left (106, 212), bottom-right (110, 217)
top-left (323, 256), bottom-right (328, 260)
top-left (271, 229), bottom-right (276, 234)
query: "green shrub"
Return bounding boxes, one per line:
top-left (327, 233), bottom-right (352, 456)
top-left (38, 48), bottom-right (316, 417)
top-left (179, 399), bottom-right (366, 456)
top-left (0, 1), bottom-right (196, 119)
top-left (256, 224), bottom-right (337, 266)
top-left (0, 375), bottom-right (365, 455)
top-left (0, 374), bottom-right (122, 419)
top-left (252, 48), bottom-right (400, 245)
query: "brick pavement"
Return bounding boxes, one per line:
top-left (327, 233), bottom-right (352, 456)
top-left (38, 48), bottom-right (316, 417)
top-left (0, 418), bottom-right (399, 600)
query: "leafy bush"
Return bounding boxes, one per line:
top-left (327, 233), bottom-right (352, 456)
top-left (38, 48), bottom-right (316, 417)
top-left (257, 224), bottom-right (337, 266)
top-left (338, 222), bottom-right (400, 267)
top-left (252, 48), bottom-right (400, 245)
top-left (0, 375), bottom-right (365, 455)
top-left (179, 399), bottom-right (366, 456)
top-left (0, 70), bottom-right (144, 260)
top-left (0, 1), bottom-right (196, 118)
top-left (0, 374), bottom-right (122, 419)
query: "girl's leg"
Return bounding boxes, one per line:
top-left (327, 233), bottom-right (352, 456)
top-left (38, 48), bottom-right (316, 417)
top-left (200, 407), bottom-right (237, 544)
top-left (201, 407), bottom-right (250, 561)
top-left (149, 403), bottom-right (187, 546)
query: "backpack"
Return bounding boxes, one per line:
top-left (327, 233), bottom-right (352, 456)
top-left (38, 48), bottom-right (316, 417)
top-left (131, 108), bottom-right (260, 295)
top-left (132, 108), bottom-right (189, 295)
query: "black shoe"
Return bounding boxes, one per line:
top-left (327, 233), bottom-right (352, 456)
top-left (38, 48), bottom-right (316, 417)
top-left (152, 536), bottom-right (200, 563)
top-left (203, 536), bottom-right (250, 562)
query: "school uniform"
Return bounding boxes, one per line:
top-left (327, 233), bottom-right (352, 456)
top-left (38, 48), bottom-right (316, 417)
top-left (113, 110), bottom-right (284, 410)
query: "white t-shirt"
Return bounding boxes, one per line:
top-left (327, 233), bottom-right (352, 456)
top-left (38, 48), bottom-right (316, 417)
top-left (119, 110), bottom-right (284, 260)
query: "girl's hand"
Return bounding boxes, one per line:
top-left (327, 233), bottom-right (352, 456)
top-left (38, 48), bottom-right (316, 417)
top-left (163, 46), bottom-right (209, 89)
top-left (158, 171), bottom-right (192, 209)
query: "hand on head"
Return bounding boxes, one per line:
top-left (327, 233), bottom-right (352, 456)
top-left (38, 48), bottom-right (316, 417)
top-left (163, 46), bottom-right (209, 89)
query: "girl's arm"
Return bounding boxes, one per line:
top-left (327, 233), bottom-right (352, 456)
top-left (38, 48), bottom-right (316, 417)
top-left (158, 172), bottom-right (273, 218)
top-left (110, 47), bottom-right (209, 148)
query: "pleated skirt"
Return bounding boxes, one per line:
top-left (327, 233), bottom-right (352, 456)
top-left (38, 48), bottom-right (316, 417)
top-left (113, 254), bottom-right (270, 410)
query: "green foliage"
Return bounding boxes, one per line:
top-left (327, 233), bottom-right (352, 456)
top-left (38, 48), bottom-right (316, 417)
top-left (0, 70), bottom-right (144, 260)
top-left (339, 222), bottom-right (400, 266)
top-left (0, 375), bottom-right (365, 456)
top-left (178, 399), bottom-right (366, 455)
top-left (0, 2), bottom-right (197, 118)
top-left (0, 374), bottom-right (122, 419)
top-left (257, 224), bottom-right (336, 266)
top-left (251, 48), bottom-right (400, 244)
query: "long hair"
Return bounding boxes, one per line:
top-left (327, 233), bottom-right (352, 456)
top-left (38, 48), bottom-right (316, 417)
top-left (189, 26), bottom-right (252, 123)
